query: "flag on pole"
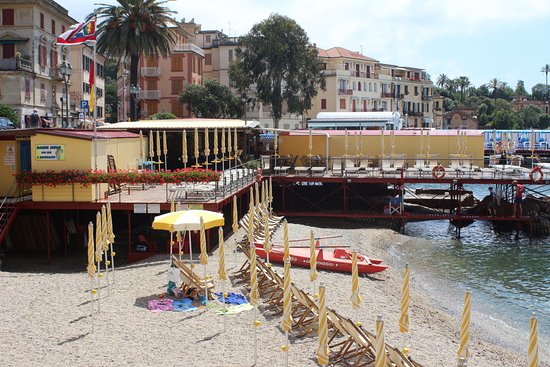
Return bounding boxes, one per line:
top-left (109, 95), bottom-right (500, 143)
top-left (57, 18), bottom-right (96, 45)
top-left (89, 58), bottom-right (95, 112)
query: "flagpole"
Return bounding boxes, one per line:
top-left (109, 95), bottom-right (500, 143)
top-left (91, 14), bottom-right (98, 201)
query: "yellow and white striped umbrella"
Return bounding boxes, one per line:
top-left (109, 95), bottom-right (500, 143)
top-left (457, 288), bottom-right (471, 360)
top-left (156, 130), bottom-right (161, 161)
top-left (374, 315), bottom-right (387, 367)
top-left (233, 128), bottom-right (238, 157)
top-left (106, 202), bottom-right (115, 244)
top-left (309, 230), bottom-right (318, 282)
top-left (399, 264), bottom-right (411, 333)
top-left (248, 194), bottom-right (255, 244)
top-left (221, 127), bottom-right (226, 156)
top-left (149, 130), bottom-right (154, 162)
top-left (182, 129), bottom-right (188, 166)
top-left (232, 195), bottom-right (239, 233)
top-left (249, 244), bottom-right (259, 306)
top-left (194, 128), bottom-right (199, 161)
top-left (254, 182), bottom-right (260, 208)
top-left (281, 258), bottom-right (292, 332)
top-left (101, 205), bottom-right (109, 251)
top-left (199, 217), bottom-right (208, 265)
top-left (204, 127), bottom-right (210, 160)
top-left (218, 227), bottom-right (227, 281)
top-left (263, 210), bottom-right (271, 254)
top-left (139, 130), bottom-right (144, 163)
top-left (274, 131), bottom-right (278, 156)
top-left (317, 282), bottom-right (329, 366)
top-left (153, 210), bottom-right (224, 232)
top-left (283, 220), bottom-right (289, 260)
top-left (94, 211), bottom-right (103, 262)
top-left (227, 127), bottom-right (232, 157)
top-left (170, 195), bottom-right (175, 213)
top-left (163, 130), bottom-right (168, 156)
top-left (213, 127), bottom-right (219, 157)
top-left (269, 177), bottom-right (273, 208)
top-left (528, 312), bottom-right (539, 367)
top-left (86, 222), bottom-right (96, 278)
top-left (351, 251), bottom-right (362, 310)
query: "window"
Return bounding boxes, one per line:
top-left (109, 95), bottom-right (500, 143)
top-left (344, 63), bottom-right (349, 71)
top-left (404, 85), bottom-right (409, 95)
top-left (62, 25), bottom-right (65, 33)
top-left (228, 50), bottom-right (233, 63)
top-left (50, 49), bottom-right (57, 68)
top-left (171, 100), bottom-right (182, 117)
top-left (39, 45), bottom-right (47, 66)
top-left (171, 79), bottom-right (183, 95)
top-left (146, 79), bottom-right (157, 90)
top-left (358, 82), bottom-right (361, 91)
top-left (368, 82), bottom-right (372, 92)
top-left (51, 19), bottom-right (55, 34)
top-left (283, 123), bottom-right (290, 129)
top-left (2, 9), bottom-right (14, 26)
top-left (374, 83), bottom-right (378, 92)
top-left (414, 86), bottom-right (418, 96)
top-left (321, 99), bottom-right (327, 109)
top-left (40, 13), bottom-right (44, 29)
top-left (40, 82), bottom-right (46, 101)
top-left (339, 99), bottom-right (346, 109)
top-left (148, 102), bottom-right (159, 115)
top-left (2, 44), bottom-right (15, 59)
top-left (205, 35), bottom-right (211, 43)
top-left (97, 88), bottom-right (103, 98)
top-left (205, 53), bottom-right (212, 65)
top-left (25, 79), bottom-right (30, 99)
top-left (171, 55), bottom-right (183, 71)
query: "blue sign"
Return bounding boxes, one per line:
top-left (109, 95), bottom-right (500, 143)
top-left (80, 100), bottom-right (89, 110)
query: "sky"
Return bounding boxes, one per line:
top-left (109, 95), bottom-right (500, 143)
top-left (57, 0), bottom-right (550, 91)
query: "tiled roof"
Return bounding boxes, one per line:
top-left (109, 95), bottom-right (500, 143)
top-left (38, 129), bottom-right (139, 140)
top-left (317, 47), bottom-right (379, 62)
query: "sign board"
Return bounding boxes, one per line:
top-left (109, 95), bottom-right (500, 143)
top-left (133, 203), bottom-right (147, 214)
top-left (79, 113), bottom-right (84, 120)
top-left (188, 204), bottom-right (203, 210)
top-left (3, 144), bottom-right (15, 166)
top-left (147, 204), bottom-right (160, 213)
top-left (35, 144), bottom-right (65, 161)
top-left (80, 100), bottom-right (89, 110)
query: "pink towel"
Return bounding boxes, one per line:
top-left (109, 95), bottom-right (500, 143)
top-left (148, 299), bottom-right (174, 312)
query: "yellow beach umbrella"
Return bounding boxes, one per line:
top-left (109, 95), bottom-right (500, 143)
top-left (274, 131), bottom-right (278, 157)
top-left (221, 127), bottom-right (226, 159)
top-left (282, 258), bottom-right (292, 364)
top-left (199, 217), bottom-right (209, 305)
top-left (309, 230), bottom-right (318, 296)
top-left (263, 210), bottom-right (271, 264)
top-left (227, 127), bottom-right (232, 159)
top-left (254, 181), bottom-right (260, 208)
top-left (250, 241), bottom-right (259, 365)
top-left (493, 128), bottom-right (497, 155)
top-left (419, 129), bottom-right (424, 157)
top-left (233, 128), bottom-right (238, 160)
top-left (101, 205), bottom-right (111, 293)
top-left (380, 129), bottom-right (385, 158)
top-left (106, 202), bottom-right (116, 283)
top-left (269, 177), bottom-right (273, 211)
top-left (163, 130), bottom-right (168, 156)
top-left (232, 195), bottom-right (239, 233)
top-left (194, 127), bottom-right (199, 166)
top-left (528, 312), bottom-right (539, 367)
top-left (213, 127), bottom-right (219, 157)
top-left (204, 127), bottom-right (210, 165)
top-left (87, 222), bottom-right (96, 278)
top-left (283, 220), bottom-right (289, 260)
top-left (248, 194), bottom-right (255, 245)
top-left (390, 129), bottom-right (396, 155)
top-left (426, 130), bottom-right (431, 159)
top-left (317, 282), bottom-right (329, 366)
top-left (457, 288), bottom-right (471, 361)
top-left (149, 130), bottom-right (154, 162)
top-left (400, 264), bottom-right (410, 333)
top-left (374, 315), bottom-right (387, 367)
top-left (218, 227), bottom-right (227, 281)
top-left (182, 130), bottom-right (188, 168)
top-left (139, 130), bottom-right (144, 163)
top-left (530, 129), bottom-right (536, 159)
top-left (94, 211), bottom-right (103, 263)
top-left (351, 251), bottom-right (362, 321)
top-left (456, 129), bottom-right (461, 156)
top-left (152, 210), bottom-right (225, 232)
top-left (355, 131), bottom-right (360, 158)
top-left (156, 130), bottom-right (161, 163)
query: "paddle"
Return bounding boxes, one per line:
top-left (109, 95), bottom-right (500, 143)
top-left (287, 235), bottom-right (343, 243)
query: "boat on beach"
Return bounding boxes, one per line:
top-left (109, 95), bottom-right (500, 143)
top-left (254, 243), bottom-right (388, 274)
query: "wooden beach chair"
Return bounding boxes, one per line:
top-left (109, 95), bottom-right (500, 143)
top-left (290, 284), bottom-right (320, 336)
top-left (326, 308), bottom-right (357, 363)
top-left (171, 255), bottom-right (215, 299)
top-left (338, 316), bottom-right (376, 366)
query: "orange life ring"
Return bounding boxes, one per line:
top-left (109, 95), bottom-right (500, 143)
top-left (529, 166), bottom-right (543, 183)
top-left (256, 168), bottom-right (263, 182)
top-left (432, 165), bottom-right (445, 179)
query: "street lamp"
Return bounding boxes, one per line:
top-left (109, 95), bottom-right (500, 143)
top-left (122, 68), bottom-right (128, 121)
top-left (58, 61), bottom-right (72, 128)
top-left (130, 84), bottom-right (140, 121)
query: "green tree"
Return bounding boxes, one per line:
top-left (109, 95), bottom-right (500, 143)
top-left (541, 64), bottom-right (550, 99)
top-left (515, 80), bottom-right (528, 96)
top-left (147, 112), bottom-right (177, 119)
top-left (229, 14), bottom-right (325, 128)
top-left (95, 0), bottom-right (176, 121)
top-left (457, 76), bottom-right (470, 101)
top-left (179, 79), bottom-right (244, 118)
top-left (0, 105), bottom-right (18, 126)
top-left (517, 105), bottom-right (542, 129)
top-left (532, 83), bottom-right (547, 101)
top-left (486, 78), bottom-right (502, 97)
top-left (436, 73), bottom-right (449, 88)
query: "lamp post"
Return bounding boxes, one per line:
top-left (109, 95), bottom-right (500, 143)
top-left (58, 61), bottom-right (72, 128)
top-left (130, 84), bottom-right (140, 121)
top-left (122, 69), bottom-right (128, 121)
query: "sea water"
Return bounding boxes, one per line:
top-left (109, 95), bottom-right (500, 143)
top-left (391, 184), bottom-right (550, 356)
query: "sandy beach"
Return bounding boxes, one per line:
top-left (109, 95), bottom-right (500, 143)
top-left (0, 220), bottom-right (547, 367)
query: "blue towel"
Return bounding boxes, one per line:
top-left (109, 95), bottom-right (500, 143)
top-left (214, 292), bottom-right (249, 305)
top-left (172, 298), bottom-right (198, 312)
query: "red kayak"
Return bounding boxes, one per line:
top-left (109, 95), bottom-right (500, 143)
top-left (254, 243), bottom-right (388, 274)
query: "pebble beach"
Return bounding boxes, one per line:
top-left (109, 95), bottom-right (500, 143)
top-left (0, 221), bottom-right (547, 367)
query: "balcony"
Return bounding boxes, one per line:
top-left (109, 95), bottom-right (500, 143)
top-left (0, 57), bottom-right (33, 72)
top-left (382, 92), bottom-right (392, 98)
top-left (140, 89), bottom-right (161, 100)
top-left (50, 67), bottom-right (63, 81)
top-left (422, 94), bottom-right (432, 101)
top-left (338, 89), bottom-right (353, 95)
top-left (173, 43), bottom-right (205, 57)
top-left (141, 67), bottom-right (161, 77)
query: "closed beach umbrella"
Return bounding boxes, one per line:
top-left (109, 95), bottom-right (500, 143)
top-left (94, 211), bottom-right (103, 263)
top-left (274, 131), bottom-right (278, 156)
top-left (227, 127), bottom-right (232, 157)
top-left (194, 127), bottom-right (199, 166)
top-left (87, 222), bottom-right (96, 278)
top-left (218, 227), bottom-right (227, 281)
top-left (101, 205), bottom-right (110, 293)
top-left (457, 288), bottom-right (471, 361)
top-left (399, 264), bottom-right (410, 333)
top-left (250, 241), bottom-right (259, 365)
top-left (149, 130), bottom-right (154, 162)
top-left (374, 315), bottom-right (387, 367)
top-left (309, 230), bottom-right (318, 296)
top-left (199, 217), bottom-right (209, 305)
top-left (528, 312), bottom-right (539, 367)
top-left (213, 127), bottom-right (219, 157)
top-left (233, 128), bottom-right (238, 159)
top-left (156, 130), bottom-right (161, 162)
top-left (204, 127), bottom-right (210, 162)
top-left (493, 128), bottom-right (497, 155)
top-left (317, 282), bottom-right (329, 366)
top-left (163, 130), bottom-right (168, 156)
top-left (355, 131), bottom-right (360, 158)
top-left (282, 258), bottom-right (292, 365)
top-left (530, 129), bottom-right (535, 158)
top-left (255, 181), bottom-right (260, 208)
top-left (221, 127), bottom-right (226, 157)
top-left (106, 202), bottom-right (115, 282)
top-left (248, 194), bottom-right (255, 244)
top-left (419, 129), bottom-right (424, 157)
top-left (283, 220), bottom-right (289, 260)
top-left (390, 129), bottom-right (396, 155)
top-left (139, 130), bottom-right (144, 163)
top-left (426, 130), bottom-right (431, 158)
top-left (269, 177), bottom-right (273, 210)
top-left (350, 251), bottom-right (361, 321)
top-left (232, 195), bottom-right (239, 233)
top-left (380, 129), bottom-right (385, 158)
top-left (263, 210), bottom-right (271, 264)
top-left (182, 130), bottom-right (188, 167)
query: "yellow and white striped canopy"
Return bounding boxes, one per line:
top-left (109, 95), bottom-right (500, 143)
top-left (152, 210), bottom-right (224, 232)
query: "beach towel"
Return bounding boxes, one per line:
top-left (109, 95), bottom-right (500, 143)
top-left (207, 303), bottom-right (254, 315)
top-left (214, 292), bottom-right (249, 305)
top-left (148, 299), bottom-right (174, 312)
top-left (172, 298), bottom-right (198, 312)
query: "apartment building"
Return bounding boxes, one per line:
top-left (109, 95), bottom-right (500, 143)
top-left (0, 0), bottom-right (74, 126)
top-left (311, 47), bottom-right (436, 128)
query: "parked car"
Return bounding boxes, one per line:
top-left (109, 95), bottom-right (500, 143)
top-left (0, 116), bottom-right (16, 129)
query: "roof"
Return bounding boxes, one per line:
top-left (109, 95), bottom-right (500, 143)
top-left (99, 118), bottom-right (257, 130)
top-left (37, 129), bottom-right (139, 141)
top-left (317, 47), bottom-right (379, 63)
top-left (287, 129), bottom-right (483, 136)
top-left (313, 112), bottom-right (401, 121)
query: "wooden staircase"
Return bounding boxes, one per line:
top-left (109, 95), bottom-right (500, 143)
top-left (0, 183), bottom-right (23, 246)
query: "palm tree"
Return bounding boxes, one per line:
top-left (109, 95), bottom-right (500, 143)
top-left (436, 74), bottom-right (448, 89)
top-left (541, 64), bottom-right (550, 100)
top-left (486, 78), bottom-right (501, 98)
top-left (95, 0), bottom-right (176, 120)
top-left (457, 76), bottom-right (470, 101)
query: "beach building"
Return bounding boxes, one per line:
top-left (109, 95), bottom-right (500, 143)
top-left (308, 111), bottom-right (404, 130)
top-left (0, 0), bottom-right (73, 126)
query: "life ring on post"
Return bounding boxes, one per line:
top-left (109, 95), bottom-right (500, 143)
top-left (432, 165), bottom-right (446, 179)
top-left (529, 166), bottom-right (543, 183)
top-left (256, 168), bottom-right (263, 182)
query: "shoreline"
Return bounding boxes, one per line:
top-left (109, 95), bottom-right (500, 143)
top-left (0, 221), bottom-right (547, 367)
